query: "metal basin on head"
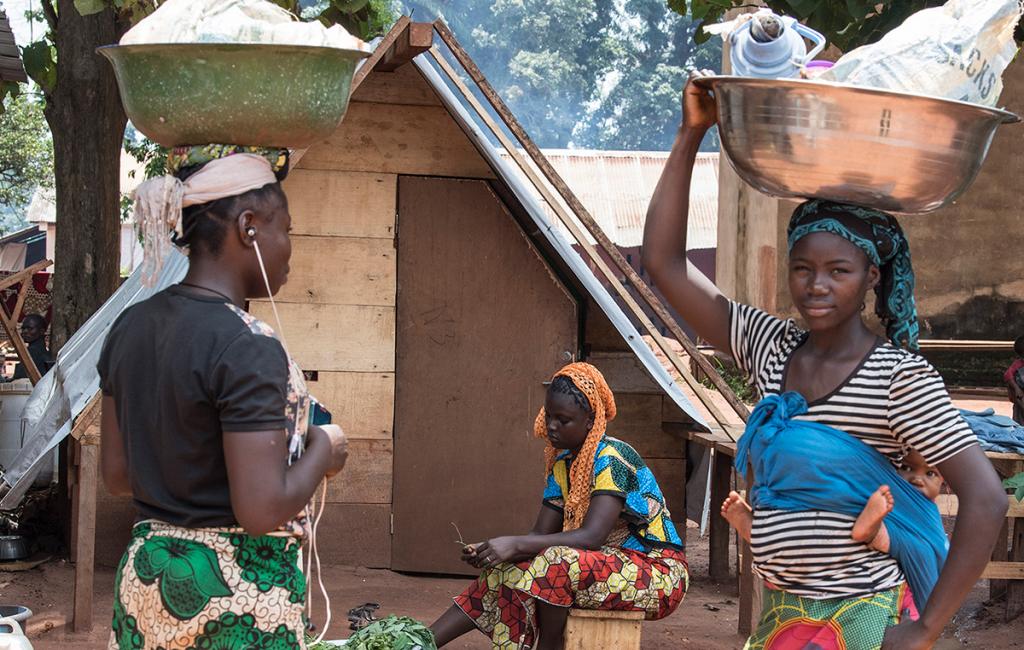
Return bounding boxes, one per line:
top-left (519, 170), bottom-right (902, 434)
top-left (99, 43), bottom-right (370, 149)
top-left (695, 76), bottom-right (1020, 214)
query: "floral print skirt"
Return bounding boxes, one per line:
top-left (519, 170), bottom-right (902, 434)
top-left (454, 545), bottom-right (688, 650)
top-left (109, 520), bottom-right (306, 650)
top-left (743, 583), bottom-right (918, 650)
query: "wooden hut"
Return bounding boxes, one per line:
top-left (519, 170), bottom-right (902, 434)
top-left (95, 19), bottom-right (713, 576)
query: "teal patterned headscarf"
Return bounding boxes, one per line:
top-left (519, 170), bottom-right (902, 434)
top-left (787, 200), bottom-right (919, 351)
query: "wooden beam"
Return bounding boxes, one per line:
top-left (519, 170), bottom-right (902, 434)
top-left (70, 393), bottom-right (103, 441)
top-left (426, 44), bottom-right (736, 437)
top-left (350, 16), bottom-right (411, 93)
top-left (377, 21), bottom-right (433, 72)
top-left (982, 561), bottom-right (1024, 580)
top-left (0, 259), bottom-right (52, 292)
top-left (709, 449), bottom-right (732, 581)
top-left (71, 440), bottom-right (98, 632)
top-left (432, 20), bottom-right (750, 425)
top-left (0, 310), bottom-right (39, 383)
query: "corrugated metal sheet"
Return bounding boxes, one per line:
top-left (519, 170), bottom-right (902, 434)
top-left (0, 11), bottom-right (26, 83)
top-left (498, 149), bottom-right (719, 250)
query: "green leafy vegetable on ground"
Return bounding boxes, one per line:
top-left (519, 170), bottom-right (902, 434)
top-left (307, 615), bottom-right (437, 650)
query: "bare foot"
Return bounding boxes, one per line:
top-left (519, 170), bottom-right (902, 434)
top-left (721, 490), bottom-right (753, 543)
top-left (852, 485), bottom-right (894, 544)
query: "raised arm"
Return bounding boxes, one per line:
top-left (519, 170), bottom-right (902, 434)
top-left (642, 76), bottom-right (732, 352)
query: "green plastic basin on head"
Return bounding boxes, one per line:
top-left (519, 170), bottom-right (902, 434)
top-left (98, 43), bottom-right (370, 148)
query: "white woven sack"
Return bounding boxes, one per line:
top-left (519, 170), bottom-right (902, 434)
top-left (821, 0), bottom-right (1022, 106)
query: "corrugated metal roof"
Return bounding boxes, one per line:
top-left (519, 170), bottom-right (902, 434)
top-left (498, 149), bottom-right (719, 250)
top-left (0, 10), bottom-right (26, 83)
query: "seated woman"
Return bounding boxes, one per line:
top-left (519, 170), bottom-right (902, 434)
top-left (429, 362), bottom-right (688, 650)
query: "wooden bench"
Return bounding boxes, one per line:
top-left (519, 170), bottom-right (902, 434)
top-left (563, 609), bottom-right (644, 650)
top-left (937, 489), bottom-right (1024, 621)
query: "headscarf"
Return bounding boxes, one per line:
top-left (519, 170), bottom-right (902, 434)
top-left (132, 145), bottom-right (287, 286)
top-left (787, 199), bottom-right (919, 350)
top-left (533, 362), bottom-right (617, 530)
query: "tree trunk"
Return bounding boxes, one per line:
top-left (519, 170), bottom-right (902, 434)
top-left (43, 0), bottom-right (126, 351)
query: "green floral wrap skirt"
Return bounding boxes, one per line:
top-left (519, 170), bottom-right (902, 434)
top-left (109, 520), bottom-right (307, 650)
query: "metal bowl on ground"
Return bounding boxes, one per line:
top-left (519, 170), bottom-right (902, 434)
top-left (0, 535), bottom-right (28, 561)
top-left (99, 43), bottom-right (370, 148)
top-left (0, 606), bottom-right (31, 625)
top-left (695, 76), bottom-right (1020, 214)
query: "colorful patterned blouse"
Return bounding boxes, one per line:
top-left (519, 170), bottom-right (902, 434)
top-left (543, 435), bottom-right (684, 552)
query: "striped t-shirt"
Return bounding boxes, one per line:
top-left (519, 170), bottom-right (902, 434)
top-left (729, 301), bottom-right (977, 599)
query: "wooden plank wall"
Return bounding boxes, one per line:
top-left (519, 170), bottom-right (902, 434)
top-left (250, 63), bottom-right (495, 566)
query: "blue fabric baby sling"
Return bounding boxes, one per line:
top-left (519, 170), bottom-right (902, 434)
top-left (735, 392), bottom-right (948, 610)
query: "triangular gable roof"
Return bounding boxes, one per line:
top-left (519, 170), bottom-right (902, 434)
top-left (348, 20), bottom-right (710, 431)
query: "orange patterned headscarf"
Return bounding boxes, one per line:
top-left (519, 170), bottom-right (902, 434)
top-left (533, 362), bottom-right (617, 531)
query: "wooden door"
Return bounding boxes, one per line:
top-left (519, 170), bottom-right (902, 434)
top-left (392, 176), bottom-right (578, 574)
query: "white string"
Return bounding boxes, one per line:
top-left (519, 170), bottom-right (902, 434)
top-left (252, 240), bottom-right (289, 354)
top-left (252, 239), bottom-right (332, 640)
top-left (311, 480), bottom-right (332, 644)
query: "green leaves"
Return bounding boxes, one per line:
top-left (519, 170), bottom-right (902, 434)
top-left (21, 41), bottom-right (57, 95)
top-left (0, 93), bottom-right (53, 234)
top-left (1004, 472), bottom-right (1024, 502)
top-left (343, 615), bottom-right (437, 650)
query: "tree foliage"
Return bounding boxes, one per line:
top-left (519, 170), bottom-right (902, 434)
top-left (0, 92), bottom-right (53, 233)
top-left (402, 0), bottom-right (720, 151)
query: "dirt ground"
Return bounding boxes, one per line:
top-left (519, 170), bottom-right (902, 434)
top-left (3, 524), bottom-right (1023, 649)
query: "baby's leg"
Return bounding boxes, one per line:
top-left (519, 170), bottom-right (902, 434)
top-left (721, 490), bottom-right (753, 543)
top-left (869, 522), bottom-right (891, 553)
top-left (852, 485), bottom-right (894, 546)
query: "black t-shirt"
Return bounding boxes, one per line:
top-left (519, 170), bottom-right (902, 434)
top-left (97, 286), bottom-right (291, 528)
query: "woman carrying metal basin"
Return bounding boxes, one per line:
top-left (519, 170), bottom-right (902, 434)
top-left (641, 74), bottom-right (1008, 649)
top-left (98, 146), bottom-right (350, 650)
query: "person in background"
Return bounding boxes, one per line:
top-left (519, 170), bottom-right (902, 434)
top-left (7, 313), bottom-right (53, 381)
top-left (1004, 335), bottom-right (1024, 424)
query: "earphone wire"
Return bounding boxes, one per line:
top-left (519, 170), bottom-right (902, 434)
top-left (252, 239), bottom-right (289, 353)
top-left (252, 238), bottom-right (332, 639)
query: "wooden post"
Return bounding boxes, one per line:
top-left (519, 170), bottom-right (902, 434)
top-left (69, 393), bottom-right (102, 633)
top-left (1007, 517), bottom-right (1024, 621)
top-left (709, 449), bottom-right (732, 581)
top-left (71, 438), bottom-right (98, 632)
top-left (991, 519), bottom-right (1010, 601)
top-left (738, 537), bottom-right (763, 637)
